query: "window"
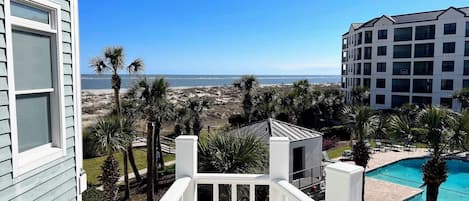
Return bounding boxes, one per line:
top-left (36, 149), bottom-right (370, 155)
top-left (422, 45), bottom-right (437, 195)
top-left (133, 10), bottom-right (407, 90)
top-left (378, 29), bottom-right (387, 39)
top-left (377, 46), bottom-right (387, 56)
top-left (365, 31), bottom-right (372, 44)
top-left (354, 78), bottom-right (361, 86)
top-left (464, 80), bottom-right (469, 88)
top-left (414, 43), bottom-right (434, 58)
top-left (355, 48), bottom-right (362, 60)
top-left (413, 61), bottom-right (433, 75)
top-left (376, 79), bottom-right (386, 88)
top-left (363, 78), bottom-right (371, 88)
top-left (413, 96), bottom-right (432, 106)
top-left (441, 61), bottom-right (454, 72)
top-left (364, 47), bottom-right (372, 60)
top-left (413, 79), bottom-right (433, 93)
top-left (7, 0), bottom-right (65, 176)
top-left (393, 45), bottom-right (412, 58)
top-left (392, 95), bottom-right (410, 108)
top-left (443, 42), bottom-right (456, 54)
top-left (465, 60), bottom-right (469, 75)
top-left (377, 62), bottom-right (386, 72)
top-left (356, 32), bottom-right (362, 45)
top-left (393, 62), bottom-right (411, 75)
top-left (392, 79), bottom-right (410, 92)
top-left (394, 27), bottom-right (412, 41)
top-left (465, 41), bottom-right (469, 56)
top-left (364, 63), bottom-right (371, 75)
top-left (444, 23), bottom-right (456, 35)
top-left (342, 38), bottom-right (348, 49)
top-left (466, 22), bottom-right (469, 37)
top-left (415, 25), bottom-right (435, 40)
top-left (441, 79), bottom-right (453, 90)
top-left (440, 98), bottom-right (453, 108)
top-left (376, 95), bottom-right (385, 104)
top-left (355, 63), bottom-right (361, 75)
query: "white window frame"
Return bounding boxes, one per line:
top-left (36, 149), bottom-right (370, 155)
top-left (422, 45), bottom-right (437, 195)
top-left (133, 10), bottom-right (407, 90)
top-left (5, 0), bottom-right (66, 177)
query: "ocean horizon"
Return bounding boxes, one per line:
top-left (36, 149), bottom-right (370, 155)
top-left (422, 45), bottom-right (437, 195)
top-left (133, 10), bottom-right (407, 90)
top-left (81, 74), bottom-right (341, 90)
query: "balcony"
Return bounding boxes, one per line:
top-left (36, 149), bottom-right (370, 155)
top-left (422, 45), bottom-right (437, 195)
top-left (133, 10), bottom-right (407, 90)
top-left (161, 136), bottom-right (364, 201)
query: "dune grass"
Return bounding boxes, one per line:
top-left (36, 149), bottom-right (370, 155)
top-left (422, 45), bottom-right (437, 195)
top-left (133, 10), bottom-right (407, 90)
top-left (84, 148), bottom-right (175, 185)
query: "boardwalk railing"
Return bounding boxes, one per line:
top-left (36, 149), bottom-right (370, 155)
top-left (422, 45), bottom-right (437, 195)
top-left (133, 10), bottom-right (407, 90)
top-left (160, 136), bottom-right (365, 201)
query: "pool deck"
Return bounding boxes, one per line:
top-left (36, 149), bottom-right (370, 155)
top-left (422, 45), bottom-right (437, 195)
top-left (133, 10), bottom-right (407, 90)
top-left (341, 148), bottom-right (430, 201)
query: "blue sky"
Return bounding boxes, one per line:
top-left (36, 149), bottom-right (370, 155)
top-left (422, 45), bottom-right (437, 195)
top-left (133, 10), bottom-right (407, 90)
top-left (79, 0), bottom-right (469, 75)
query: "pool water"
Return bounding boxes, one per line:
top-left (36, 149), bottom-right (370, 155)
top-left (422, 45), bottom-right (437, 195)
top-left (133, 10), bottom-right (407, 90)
top-left (366, 158), bottom-right (469, 201)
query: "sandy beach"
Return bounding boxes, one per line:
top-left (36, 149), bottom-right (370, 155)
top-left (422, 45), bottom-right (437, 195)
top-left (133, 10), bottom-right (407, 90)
top-left (81, 83), bottom-right (340, 135)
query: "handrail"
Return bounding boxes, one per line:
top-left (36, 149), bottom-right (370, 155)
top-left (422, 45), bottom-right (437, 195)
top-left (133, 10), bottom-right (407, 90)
top-left (272, 179), bottom-right (316, 201)
top-left (196, 173), bottom-right (270, 185)
top-left (159, 177), bottom-right (192, 201)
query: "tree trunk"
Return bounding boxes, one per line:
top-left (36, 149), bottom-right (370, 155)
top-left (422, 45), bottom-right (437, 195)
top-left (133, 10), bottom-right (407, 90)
top-left (123, 151), bottom-right (130, 199)
top-left (362, 171), bottom-right (365, 201)
top-left (128, 145), bottom-right (142, 182)
top-left (146, 123), bottom-right (155, 201)
top-left (155, 123), bottom-right (165, 171)
top-left (153, 122), bottom-right (164, 193)
top-left (426, 183), bottom-right (440, 201)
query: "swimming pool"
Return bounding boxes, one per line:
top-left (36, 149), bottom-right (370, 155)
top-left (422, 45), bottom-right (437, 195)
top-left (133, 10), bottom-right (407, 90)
top-left (366, 158), bottom-right (469, 201)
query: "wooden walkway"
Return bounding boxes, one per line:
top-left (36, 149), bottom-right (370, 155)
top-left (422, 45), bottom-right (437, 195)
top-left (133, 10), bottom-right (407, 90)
top-left (132, 136), bottom-right (176, 154)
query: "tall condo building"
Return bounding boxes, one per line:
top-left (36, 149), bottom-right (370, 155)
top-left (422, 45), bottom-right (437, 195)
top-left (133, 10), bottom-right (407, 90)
top-left (341, 7), bottom-right (469, 111)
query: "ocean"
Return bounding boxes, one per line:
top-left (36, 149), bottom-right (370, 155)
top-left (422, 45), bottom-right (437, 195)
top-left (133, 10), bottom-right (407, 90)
top-left (81, 74), bottom-right (341, 90)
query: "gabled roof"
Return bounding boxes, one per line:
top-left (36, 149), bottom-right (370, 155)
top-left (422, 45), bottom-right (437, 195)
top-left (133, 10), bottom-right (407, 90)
top-left (346, 6), bottom-right (469, 33)
top-left (229, 118), bottom-right (322, 142)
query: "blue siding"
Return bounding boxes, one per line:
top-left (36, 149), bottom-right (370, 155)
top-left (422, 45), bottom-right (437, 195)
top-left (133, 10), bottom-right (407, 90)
top-left (0, 0), bottom-right (79, 200)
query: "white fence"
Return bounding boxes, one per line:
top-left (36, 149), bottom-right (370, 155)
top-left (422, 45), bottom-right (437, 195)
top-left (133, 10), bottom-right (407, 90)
top-left (160, 136), bottom-right (364, 201)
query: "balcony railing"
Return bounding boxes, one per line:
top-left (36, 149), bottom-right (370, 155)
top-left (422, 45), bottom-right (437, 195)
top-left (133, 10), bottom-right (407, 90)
top-left (160, 136), bottom-right (364, 201)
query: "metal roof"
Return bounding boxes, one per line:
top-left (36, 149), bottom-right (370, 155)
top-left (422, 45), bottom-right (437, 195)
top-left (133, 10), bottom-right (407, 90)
top-left (228, 118), bottom-right (322, 142)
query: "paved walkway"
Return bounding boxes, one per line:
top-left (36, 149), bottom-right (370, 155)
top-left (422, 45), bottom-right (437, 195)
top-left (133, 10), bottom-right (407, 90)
top-left (340, 148), bottom-right (430, 201)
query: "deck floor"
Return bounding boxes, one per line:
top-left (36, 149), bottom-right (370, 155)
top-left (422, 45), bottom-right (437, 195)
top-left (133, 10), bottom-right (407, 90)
top-left (341, 148), bottom-right (430, 201)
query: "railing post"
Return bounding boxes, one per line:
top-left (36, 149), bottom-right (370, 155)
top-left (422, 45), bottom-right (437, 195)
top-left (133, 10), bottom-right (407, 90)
top-left (325, 162), bottom-right (364, 201)
top-left (269, 137), bottom-right (290, 201)
top-left (176, 136), bottom-right (198, 201)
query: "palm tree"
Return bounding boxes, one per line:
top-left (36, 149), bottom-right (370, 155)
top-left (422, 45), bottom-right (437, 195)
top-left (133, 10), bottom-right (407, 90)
top-left (416, 106), bottom-right (456, 201)
top-left (234, 75), bottom-right (259, 123)
top-left (198, 132), bottom-right (267, 200)
top-left (450, 110), bottom-right (469, 151)
top-left (94, 116), bottom-right (131, 201)
top-left (127, 77), bottom-right (173, 200)
top-left (351, 86), bottom-right (369, 105)
top-left (187, 98), bottom-right (210, 136)
top-left (341, 105), bottom-right (377, 201)
top-left (90, 46), bottom-right (144, 198)
top-left (388, 114), bottom-right (422, 144)
top-left (453, 88), bottom-right (469, 109)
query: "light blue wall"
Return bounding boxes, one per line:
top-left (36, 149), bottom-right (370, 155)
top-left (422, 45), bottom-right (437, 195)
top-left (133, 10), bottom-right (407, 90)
top-left (0, 0), bottom-right (78, 200)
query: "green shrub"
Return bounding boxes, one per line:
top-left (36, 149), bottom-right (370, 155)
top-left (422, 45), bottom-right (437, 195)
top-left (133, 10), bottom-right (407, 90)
top-left (83, 127), bottom-right (103, 159)
top-left (82, 186), bottom-right (103, 201)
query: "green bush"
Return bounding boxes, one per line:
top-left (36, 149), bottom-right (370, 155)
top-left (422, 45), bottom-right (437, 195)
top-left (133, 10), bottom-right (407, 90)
top-left (83, 127), bottom-right (103, 159)
top-left (82, 186), bottom-right (103, 201)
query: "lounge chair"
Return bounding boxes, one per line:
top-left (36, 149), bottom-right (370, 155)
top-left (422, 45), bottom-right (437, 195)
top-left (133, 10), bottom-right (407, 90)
top-left (322, 151), bottom-right (339, 163)
top-left (341, 150), bottom-right (353, 161)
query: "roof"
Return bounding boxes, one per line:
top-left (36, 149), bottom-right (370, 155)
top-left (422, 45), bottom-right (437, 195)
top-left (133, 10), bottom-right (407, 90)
top-left (229, 118), bottom-right (322, 142)
top-left (347, 6), bottom-right (469, 33)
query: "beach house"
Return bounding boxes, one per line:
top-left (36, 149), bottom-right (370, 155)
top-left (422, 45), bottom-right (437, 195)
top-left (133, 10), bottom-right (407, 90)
top-left (229, 118), bottom-right (323, 190)
top-left (0, 0), bottom-right (84, 200)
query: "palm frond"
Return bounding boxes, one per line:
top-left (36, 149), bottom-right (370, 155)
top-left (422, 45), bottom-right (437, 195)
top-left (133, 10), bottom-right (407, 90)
top-left (104, 46), bottom-right (125, 71)
top-left (127, 58), bottom-right (144, 73)
top-left (90, 57), bottom-right (109, 73)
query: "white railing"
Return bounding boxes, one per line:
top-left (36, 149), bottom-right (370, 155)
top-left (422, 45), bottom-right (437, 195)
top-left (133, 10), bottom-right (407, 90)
top-left (160, 136), bottom-right (364, 201)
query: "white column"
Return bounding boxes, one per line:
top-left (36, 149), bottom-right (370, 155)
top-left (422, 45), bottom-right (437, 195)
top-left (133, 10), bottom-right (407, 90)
top-left (269, 137), bottom-right (290, 201)
top-left (325, 162), bottom-right (364, 201)
top-left (175, 136), bottom-right (198, 201)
